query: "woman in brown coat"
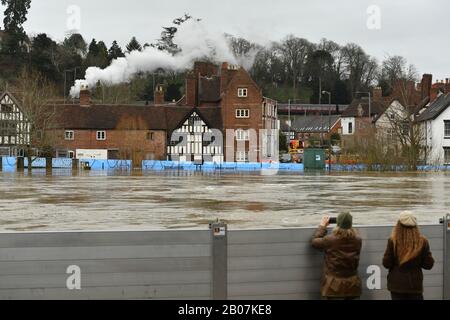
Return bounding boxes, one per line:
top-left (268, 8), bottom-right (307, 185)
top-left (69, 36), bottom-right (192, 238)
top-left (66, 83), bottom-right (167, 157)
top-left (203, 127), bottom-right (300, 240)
top-left (311, 212), bottom-right (362, 300)
top-left (382, 211), bottom-right (435, 300)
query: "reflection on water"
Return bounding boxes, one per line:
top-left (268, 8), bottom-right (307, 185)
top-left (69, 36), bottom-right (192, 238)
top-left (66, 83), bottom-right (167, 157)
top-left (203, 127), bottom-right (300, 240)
top-left (0, 169), bottom-right (449, 231)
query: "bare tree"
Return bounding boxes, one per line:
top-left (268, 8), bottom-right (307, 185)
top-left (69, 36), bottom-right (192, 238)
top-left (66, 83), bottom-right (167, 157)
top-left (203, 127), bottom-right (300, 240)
top-left (277, 35), bottom-right (312, 100)
top-left (379, 55), bottom-right (418, 105)
top-left (374, 56), bottom-right (425, 170)
top-left (341, 43), bottom-right (379, 96)
top-left (317, 38), bottom-right (345, 79)
top-left (251, 43), bottom-right (284, 87)
top-left (13, 69), bottom-right (57, 169)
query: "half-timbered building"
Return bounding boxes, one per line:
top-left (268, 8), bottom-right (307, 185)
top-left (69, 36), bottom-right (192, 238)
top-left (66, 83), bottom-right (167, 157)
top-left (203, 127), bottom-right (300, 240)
top-left (0, 92), bottom-right (30, 156)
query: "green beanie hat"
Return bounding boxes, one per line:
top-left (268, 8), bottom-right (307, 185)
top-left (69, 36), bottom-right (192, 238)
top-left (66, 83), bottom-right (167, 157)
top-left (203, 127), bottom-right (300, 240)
top-left (337, 212), bottom-right (353, 230)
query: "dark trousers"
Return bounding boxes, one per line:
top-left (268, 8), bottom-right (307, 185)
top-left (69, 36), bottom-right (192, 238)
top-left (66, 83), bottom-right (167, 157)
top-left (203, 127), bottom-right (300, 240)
top-left (390, 292), bottom-right (424, 300)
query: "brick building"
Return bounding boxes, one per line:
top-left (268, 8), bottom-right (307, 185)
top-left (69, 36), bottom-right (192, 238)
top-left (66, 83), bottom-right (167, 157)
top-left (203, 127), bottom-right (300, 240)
top-left (46, 61), bottom-right (278, 164)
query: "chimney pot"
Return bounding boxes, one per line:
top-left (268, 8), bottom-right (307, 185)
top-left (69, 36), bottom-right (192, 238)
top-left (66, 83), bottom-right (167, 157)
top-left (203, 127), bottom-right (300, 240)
top-left (79, 85), bottom-right (91, 106)
top-left (373, 86), bottom-right (382, 101)
top-left (154, 84), bottom-right (165, 105)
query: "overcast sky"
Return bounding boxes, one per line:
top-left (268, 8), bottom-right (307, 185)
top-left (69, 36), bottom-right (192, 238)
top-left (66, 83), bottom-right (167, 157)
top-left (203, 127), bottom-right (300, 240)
top-left (1, 0), bottom-right (449, 80)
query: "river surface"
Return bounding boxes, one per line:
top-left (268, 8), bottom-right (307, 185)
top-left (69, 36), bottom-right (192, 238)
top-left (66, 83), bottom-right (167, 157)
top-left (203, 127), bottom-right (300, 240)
top-left (0, 170), bottom-right (449, 231)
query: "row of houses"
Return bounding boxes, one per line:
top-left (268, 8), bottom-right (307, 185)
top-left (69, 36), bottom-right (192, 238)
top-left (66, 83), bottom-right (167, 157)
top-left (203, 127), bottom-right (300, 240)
top-left (0, 61), bottom-right (279, 164)
top-left (280, 74), bottom-right (450, 165)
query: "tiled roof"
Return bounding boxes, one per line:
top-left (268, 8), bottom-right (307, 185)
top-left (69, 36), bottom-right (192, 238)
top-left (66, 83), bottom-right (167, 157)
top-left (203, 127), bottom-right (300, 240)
top-left (416, 93), bottom-right (450, 122)
top-left (46, 103), bottom-right (223, 133)
top-left (342, 97), bottom-right (386, 117)
top-left (280, 115), bottom-right (340, 133)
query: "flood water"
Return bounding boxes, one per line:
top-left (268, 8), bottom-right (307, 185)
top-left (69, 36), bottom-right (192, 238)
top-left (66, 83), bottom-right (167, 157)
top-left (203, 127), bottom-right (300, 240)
top-left (0, 170), bottom-right (449, 231)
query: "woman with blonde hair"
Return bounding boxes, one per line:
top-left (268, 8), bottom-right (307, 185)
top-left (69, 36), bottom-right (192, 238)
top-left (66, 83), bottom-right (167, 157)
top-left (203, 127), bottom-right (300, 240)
top-left (383, 211), bottom-right (435, 300)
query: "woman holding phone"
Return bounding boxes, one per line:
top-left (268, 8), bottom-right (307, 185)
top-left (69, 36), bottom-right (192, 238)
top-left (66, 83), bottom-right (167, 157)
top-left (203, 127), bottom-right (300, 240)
top-left (311, 212), bottom-right (362, 300)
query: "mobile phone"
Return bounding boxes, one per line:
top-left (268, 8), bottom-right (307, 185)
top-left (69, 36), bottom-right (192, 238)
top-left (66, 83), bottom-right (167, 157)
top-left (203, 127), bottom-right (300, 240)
top-left (329, 217), bottom-right (337, 224)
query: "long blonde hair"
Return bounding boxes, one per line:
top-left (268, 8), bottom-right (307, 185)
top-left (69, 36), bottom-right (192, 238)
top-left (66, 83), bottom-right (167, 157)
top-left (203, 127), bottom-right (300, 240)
top-left (391, 222), bottom-right (424, 265)
top-left (333, 227), bottom-right (358, 240)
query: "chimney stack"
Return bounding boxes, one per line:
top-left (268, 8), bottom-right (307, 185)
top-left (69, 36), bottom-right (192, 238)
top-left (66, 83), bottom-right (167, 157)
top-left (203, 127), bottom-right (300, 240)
top-left (373, 86), bottom-right (382, 101)
top-left (185, 71), bottom-right (198, 106)
top-left (79, 84), bottom-right (91, 107)
top-left (154, 84), bottom-right (165, 105)
top-left (420, 74), bottom-right (432, 100)
top-left (220, 62), bottom-right (230, 94)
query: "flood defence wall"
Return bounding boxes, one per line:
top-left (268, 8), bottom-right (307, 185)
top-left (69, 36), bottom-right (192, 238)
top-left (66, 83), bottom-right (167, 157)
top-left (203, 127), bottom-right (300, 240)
top-left (3, 157), bottom-right (450, 172)
top-left (141, 160), bottom-right (304, 172)
top-left (0, 218), bottom-right (448, 300)
top-left (0, 157), bottom-right (131, 171)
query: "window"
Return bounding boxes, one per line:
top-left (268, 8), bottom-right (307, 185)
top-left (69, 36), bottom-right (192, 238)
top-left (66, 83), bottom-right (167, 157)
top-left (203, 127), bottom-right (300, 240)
top-left (65, 130), bottom-right (74, 140)
top-left (235, 109), bottom-right (250, 118)
top-left (236, 151), bottom-right (248, 162)
top-left (445, 121), bottom-right (450, 138)
top-left (56, 150), bottom-right (68, 158)
top-left (96, 131), bottom-right (106, 141)
top-left (445, 148), bottom-right (450, 165)
top-left (236, 129), bottom-right (249, 141)
top-left (402, 122), bottom-right (410, 136)
top-left (147, 132), bottom-right (154, 140)
top-left (348, 122), bottom-right (353, 134)
top-left (0, 120), bottom-right (16, 136)
top-left (237, 88), bottom-right (248, 97)
top-left (0, 104), bottom-right (13, 113)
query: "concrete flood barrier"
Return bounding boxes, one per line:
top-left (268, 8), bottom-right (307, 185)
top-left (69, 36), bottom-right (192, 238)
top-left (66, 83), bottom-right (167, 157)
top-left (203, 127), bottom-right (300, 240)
top-left (0, 217), bottom-right (448, 300)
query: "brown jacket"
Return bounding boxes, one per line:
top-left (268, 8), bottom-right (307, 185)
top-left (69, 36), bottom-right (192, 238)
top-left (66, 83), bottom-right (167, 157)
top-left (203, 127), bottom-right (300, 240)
top-left (382, 237), bottom-right (434, 294)
top-left (311, 226), bottom-right (362, 298)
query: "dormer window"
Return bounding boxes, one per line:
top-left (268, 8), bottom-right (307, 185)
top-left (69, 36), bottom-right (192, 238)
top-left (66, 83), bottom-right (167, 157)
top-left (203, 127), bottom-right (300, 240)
top-left (238, 88), bottom-right (248, 97)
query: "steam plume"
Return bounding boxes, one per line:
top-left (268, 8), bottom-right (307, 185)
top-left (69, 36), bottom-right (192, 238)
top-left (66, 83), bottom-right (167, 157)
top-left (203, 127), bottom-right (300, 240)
top-left (70, 20), bottom-right (253, 97)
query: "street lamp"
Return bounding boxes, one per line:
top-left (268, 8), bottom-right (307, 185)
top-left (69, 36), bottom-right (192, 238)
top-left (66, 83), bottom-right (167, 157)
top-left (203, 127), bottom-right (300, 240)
top-left (288, 99), bottom-right (291, 143)
top-left (322, 91), bottom-right (332, 172)
top-left (64, 67), bottom-right (82, 104)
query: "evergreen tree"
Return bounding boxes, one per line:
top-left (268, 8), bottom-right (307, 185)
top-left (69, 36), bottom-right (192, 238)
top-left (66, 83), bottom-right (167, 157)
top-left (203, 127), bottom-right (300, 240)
top-left (30, 33), bottom-right (60, 82)
top-left (108, 40), bottom-right (125, 61)
top-left (87, 39), bottom-right (99, 56)
top-left (126, 37), bottom-right (142, 53)
top-left (0, 0), bottom-right (32, 73)
top-left (1, 0), bottom-right (31, 52)
top-left (97, 41), bottom-right (109, 67)
top-left (84, 39), bottom-right (108, 69)
top-left (62, 33), bottom-right (87, 56)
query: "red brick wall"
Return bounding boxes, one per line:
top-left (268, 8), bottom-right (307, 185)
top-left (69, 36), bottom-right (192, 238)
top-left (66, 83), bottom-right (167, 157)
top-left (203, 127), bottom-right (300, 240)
top-left (220, 68), bottom-right (264, 162)
top-left (50, 129), bottom-right (166, 160)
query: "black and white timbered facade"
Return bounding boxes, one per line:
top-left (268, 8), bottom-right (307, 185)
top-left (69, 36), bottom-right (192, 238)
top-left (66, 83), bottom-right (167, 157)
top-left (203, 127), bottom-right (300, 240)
top-left (0, 92), bottom-right (30, 156)
top-left (167, 111), bottom-right (223, 163)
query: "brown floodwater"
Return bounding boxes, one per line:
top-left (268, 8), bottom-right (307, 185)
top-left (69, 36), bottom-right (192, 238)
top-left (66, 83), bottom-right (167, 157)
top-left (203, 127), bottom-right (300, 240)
top-left (0, 170), bottom-right (449, 231)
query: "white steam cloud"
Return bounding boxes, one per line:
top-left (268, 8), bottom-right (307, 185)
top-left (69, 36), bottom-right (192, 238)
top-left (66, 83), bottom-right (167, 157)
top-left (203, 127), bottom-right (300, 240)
top-left (70, 20), bottom-right (255, 97)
